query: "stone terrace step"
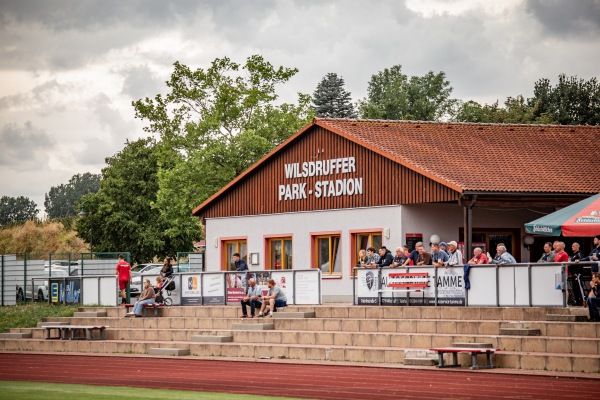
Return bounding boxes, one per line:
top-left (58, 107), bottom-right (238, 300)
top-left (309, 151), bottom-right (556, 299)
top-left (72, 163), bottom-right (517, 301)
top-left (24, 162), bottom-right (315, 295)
top-left (546, 314), bottom-right (588, 322)
top-left (33, 315), bottom-right (600, 339)
top-left (81, 305), bottom-right (564, 321)
top-left (73, 311), bottom-right (107, 318)
top-left (499, 328), bottom-right (541, 336)
top-left (452, 342), bottom-right (493, 348)
top-left (0, 333), bottom-right (31, 339)
top-left (10, 326), bottom-right (600, 355)
top-left (191, 335), bottom-right (233, 343)
top-left (1, 338), bottom-right (597, 373)
top-left (147, 347), bottom-right (190, 356)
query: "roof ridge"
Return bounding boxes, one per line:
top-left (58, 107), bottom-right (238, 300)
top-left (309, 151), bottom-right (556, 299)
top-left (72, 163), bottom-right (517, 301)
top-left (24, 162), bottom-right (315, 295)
top-left (314, 117), bottom-right (596, 129)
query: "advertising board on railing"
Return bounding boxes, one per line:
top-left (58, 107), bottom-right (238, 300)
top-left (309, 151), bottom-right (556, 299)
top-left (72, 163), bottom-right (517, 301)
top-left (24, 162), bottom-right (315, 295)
top-left (181, 274), bottom-right (202, 305)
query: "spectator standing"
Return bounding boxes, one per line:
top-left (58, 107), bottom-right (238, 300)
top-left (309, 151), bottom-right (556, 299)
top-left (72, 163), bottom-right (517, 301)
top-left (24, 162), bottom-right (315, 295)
top-left (392, 247), bottom-right (408, 268)
top-left (376, 246), bottom-right (394, 267)
top-left (579, 235), bottom-right (600, 273)
top-left (258, 279), bottom-right (287, 317)
top-left (492, 245), bottom-right (517, 265)
top-left (161, 256), bottom-right (173, 279)
top-left (416, 244), bottom-right (432, 266)
top-left (569, 242), bottom-right (585, 306)
top-left (233, 253), bottom-right (248, 271)
top-left (553, 242), bottom-right (569, 263)
top-left (127, 279), bottom-right (155, 317)
top-left (356, 249), bottom-right (368, 268)
top-left (570, 242), bottom-right (583, 262)
top-left (468, 247), bottom-right (489, 265)
top-left (538, 242), bottom-right (555, 263)
top-left (365, 247), bottom-right (380, 267)
top-left (439, 242), bottom-right (448, 254)
top-left (115, 254), bottom-right (131, 305)
top-left (431, 243), bottom-right (449, 267)
top-left (402, 242), bottom-right (422, 267)
top-left (446, 241), bottom-right (463, 266)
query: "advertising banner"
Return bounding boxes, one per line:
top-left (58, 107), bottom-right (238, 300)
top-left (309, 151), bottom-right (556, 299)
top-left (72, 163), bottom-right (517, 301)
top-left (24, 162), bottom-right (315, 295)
top-left (226, 272), bottom-right (246, 304)
top-left (202, 273), bottom-right (225, 304)
top-left (294, 270), bottom-right (320, 304)
top-left (270, 271), bottom-right (294, 304)
top-left (435, 266), bottom-right (465, 306)
top-left (50, 278), bottom-right (81, 304)
top-left (355, 268), bottom-right (380, 305)
top-left (181, 274), bottom-right (202, 305)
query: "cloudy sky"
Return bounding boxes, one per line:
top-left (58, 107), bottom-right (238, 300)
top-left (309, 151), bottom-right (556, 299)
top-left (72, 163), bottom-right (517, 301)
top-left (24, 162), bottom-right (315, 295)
top-left (1, 0), bottom-right (599, 215)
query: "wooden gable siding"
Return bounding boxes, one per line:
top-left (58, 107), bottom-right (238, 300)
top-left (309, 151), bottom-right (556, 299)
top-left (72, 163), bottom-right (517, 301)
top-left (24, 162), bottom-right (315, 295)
top-left (198, 126), bottom-right (459, 220)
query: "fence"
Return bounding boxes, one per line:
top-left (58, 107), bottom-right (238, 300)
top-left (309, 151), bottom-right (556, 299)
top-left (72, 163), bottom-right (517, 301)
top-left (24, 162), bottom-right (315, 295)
top-left (0, 253), bottom-right (128, 306)
top-left (353, 262), bottom-right (597, 307)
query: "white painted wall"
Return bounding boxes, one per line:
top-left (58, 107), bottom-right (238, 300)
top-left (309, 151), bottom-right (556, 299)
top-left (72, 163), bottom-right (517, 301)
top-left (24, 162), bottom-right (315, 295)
top-left (205, 203), bottom-right (545, 302)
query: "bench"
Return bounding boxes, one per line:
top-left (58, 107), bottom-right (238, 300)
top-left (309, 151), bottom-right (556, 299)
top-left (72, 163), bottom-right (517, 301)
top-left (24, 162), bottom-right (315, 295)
top-left (122, 303), bottom-right (163, 317)
top-left (378, 272), bottom-right (430, 294)
top-left (44, 325), bottom-right (108, 341)
top-left (429, 347), bottom-right (497, 370)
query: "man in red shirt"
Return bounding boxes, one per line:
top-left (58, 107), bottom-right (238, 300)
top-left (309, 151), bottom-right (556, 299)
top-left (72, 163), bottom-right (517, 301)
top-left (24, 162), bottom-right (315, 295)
top-left (115, 254), bottom-right (131, 305)
top-left (468, 247), bottom-right (489, 265)
top-left (553, 242), bottom-right (569, 263)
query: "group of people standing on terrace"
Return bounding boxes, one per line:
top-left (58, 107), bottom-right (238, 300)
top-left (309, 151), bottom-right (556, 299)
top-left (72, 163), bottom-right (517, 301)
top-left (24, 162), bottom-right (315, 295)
top-left (356, 240), bottom-right (519, 269)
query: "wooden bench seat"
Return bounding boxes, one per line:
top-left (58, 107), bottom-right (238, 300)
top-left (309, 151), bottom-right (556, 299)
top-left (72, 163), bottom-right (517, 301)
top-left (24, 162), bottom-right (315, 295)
top-left (429, 347), bottom-right (497, 370)
top-left (122, 303), bottom-right (163, 317)
top-left (44, 325), bottom-right (108, 341)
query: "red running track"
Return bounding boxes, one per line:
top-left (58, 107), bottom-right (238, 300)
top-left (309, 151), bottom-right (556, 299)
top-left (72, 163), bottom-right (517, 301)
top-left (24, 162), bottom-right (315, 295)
top-left (0, 353), bottom-right (598, 399)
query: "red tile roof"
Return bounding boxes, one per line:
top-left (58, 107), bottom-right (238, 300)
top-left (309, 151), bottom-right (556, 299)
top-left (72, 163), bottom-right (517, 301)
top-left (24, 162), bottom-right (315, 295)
top-left (316, 118), bottom-right (600, 194)
top-left (193, 118), bottom-right (600, 216)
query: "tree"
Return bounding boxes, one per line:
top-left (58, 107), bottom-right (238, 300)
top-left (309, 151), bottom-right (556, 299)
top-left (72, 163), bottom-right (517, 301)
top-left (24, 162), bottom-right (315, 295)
top-left (312, 73), bottom-right (355, 118)
top-left (44, 172), bottom-right (101, 219)
top-left (133, 55), bottom-right (313, 238)
top-left (0, 196), bottom-right (38, 226)
top-left (530, 74), bottom-right (600, 125)
top-left (454, 96), bottom-right (555, 124)
top-left (76, 138), bottom-right (190, 264)
top-left (358, 65), bottom-right (456, 121)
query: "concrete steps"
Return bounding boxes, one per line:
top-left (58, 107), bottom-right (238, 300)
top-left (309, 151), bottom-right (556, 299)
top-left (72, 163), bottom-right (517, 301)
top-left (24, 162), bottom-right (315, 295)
top-left (32, 315), bottom-right (599, 339)
top-left (1, 305), bottom-right (599, 374)
top-left (8, 325), bottom-right (600, 355)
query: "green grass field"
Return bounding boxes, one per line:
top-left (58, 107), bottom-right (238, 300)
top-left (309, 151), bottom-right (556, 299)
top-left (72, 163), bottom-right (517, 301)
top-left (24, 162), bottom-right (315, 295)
top-left (0, 303), bottom-right (79, 333)
top-left (0, 381), bottom-right (306, 400)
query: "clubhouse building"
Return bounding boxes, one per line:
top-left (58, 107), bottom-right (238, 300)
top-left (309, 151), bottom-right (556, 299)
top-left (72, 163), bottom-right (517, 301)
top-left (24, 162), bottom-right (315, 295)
top-left (193, 118), bottom-right (600, 302)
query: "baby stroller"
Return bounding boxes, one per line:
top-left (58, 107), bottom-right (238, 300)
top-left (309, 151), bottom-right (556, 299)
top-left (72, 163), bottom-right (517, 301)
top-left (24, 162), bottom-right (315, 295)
top-left (155, 274), bottom-right (176, 306)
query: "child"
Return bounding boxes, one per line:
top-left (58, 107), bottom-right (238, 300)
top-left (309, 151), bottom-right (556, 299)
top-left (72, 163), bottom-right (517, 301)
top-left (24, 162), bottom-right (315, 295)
top-left (154, 276), bottom-right (164, 304)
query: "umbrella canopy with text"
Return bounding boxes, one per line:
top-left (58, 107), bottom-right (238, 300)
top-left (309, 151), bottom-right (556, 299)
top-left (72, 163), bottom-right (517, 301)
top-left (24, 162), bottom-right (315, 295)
top-left (525, 193), bottom-right (600, 237)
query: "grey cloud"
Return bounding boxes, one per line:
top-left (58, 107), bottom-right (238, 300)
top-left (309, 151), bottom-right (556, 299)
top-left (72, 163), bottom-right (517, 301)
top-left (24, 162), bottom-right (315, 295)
top-left (90, 94), bottom-right (137, 141)
top-left (526, 0), bottom-right (600, 37)
top-left (120, 65), bottom-right (164, 101)
top-left (0, 121), bottom-right (55, 170)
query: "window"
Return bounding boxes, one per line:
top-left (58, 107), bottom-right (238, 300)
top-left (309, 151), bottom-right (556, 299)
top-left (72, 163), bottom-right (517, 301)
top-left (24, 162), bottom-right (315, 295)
top-left (223, 239), bottom-right (247, 271)
top-left (314, 235), bottom-right (341, 276)
top-left (267, 237), bottom-right (292, 270)
top-left (351, 231), bottom-right (382, 276)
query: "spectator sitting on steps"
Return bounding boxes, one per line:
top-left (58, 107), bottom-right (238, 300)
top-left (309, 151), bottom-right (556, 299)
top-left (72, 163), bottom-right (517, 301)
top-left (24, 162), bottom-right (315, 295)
top-left (126, 279), bottom-right (155, 318)
top-left (258, 279), bottom-right (287, 317)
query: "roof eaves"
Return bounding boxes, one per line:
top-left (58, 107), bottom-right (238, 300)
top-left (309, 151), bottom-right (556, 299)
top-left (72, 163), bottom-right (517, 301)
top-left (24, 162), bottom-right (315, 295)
top-left (192, 119), bottom-right (318, 217)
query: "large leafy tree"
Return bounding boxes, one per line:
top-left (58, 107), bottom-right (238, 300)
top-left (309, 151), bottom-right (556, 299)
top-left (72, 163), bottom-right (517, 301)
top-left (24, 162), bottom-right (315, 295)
top-left (359, 65), bottom-right (456, 121)
top-left (44, 172), bottom-right (101, 219)
top-left (133, 55), bottom-right (313, 238)
top-left (530, 74), bottom-right (600, 125)
top-left (76, 139), bottom-right (187, 263)
top-left (0, 196), bottom-right (38, 226)
top-left (312, 73), bottom-right (355, 118)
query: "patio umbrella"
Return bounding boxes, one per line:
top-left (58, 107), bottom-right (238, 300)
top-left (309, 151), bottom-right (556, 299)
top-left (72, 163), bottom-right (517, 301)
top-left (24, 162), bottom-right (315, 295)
top-left (525, 193), bottom-right (600, 236)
